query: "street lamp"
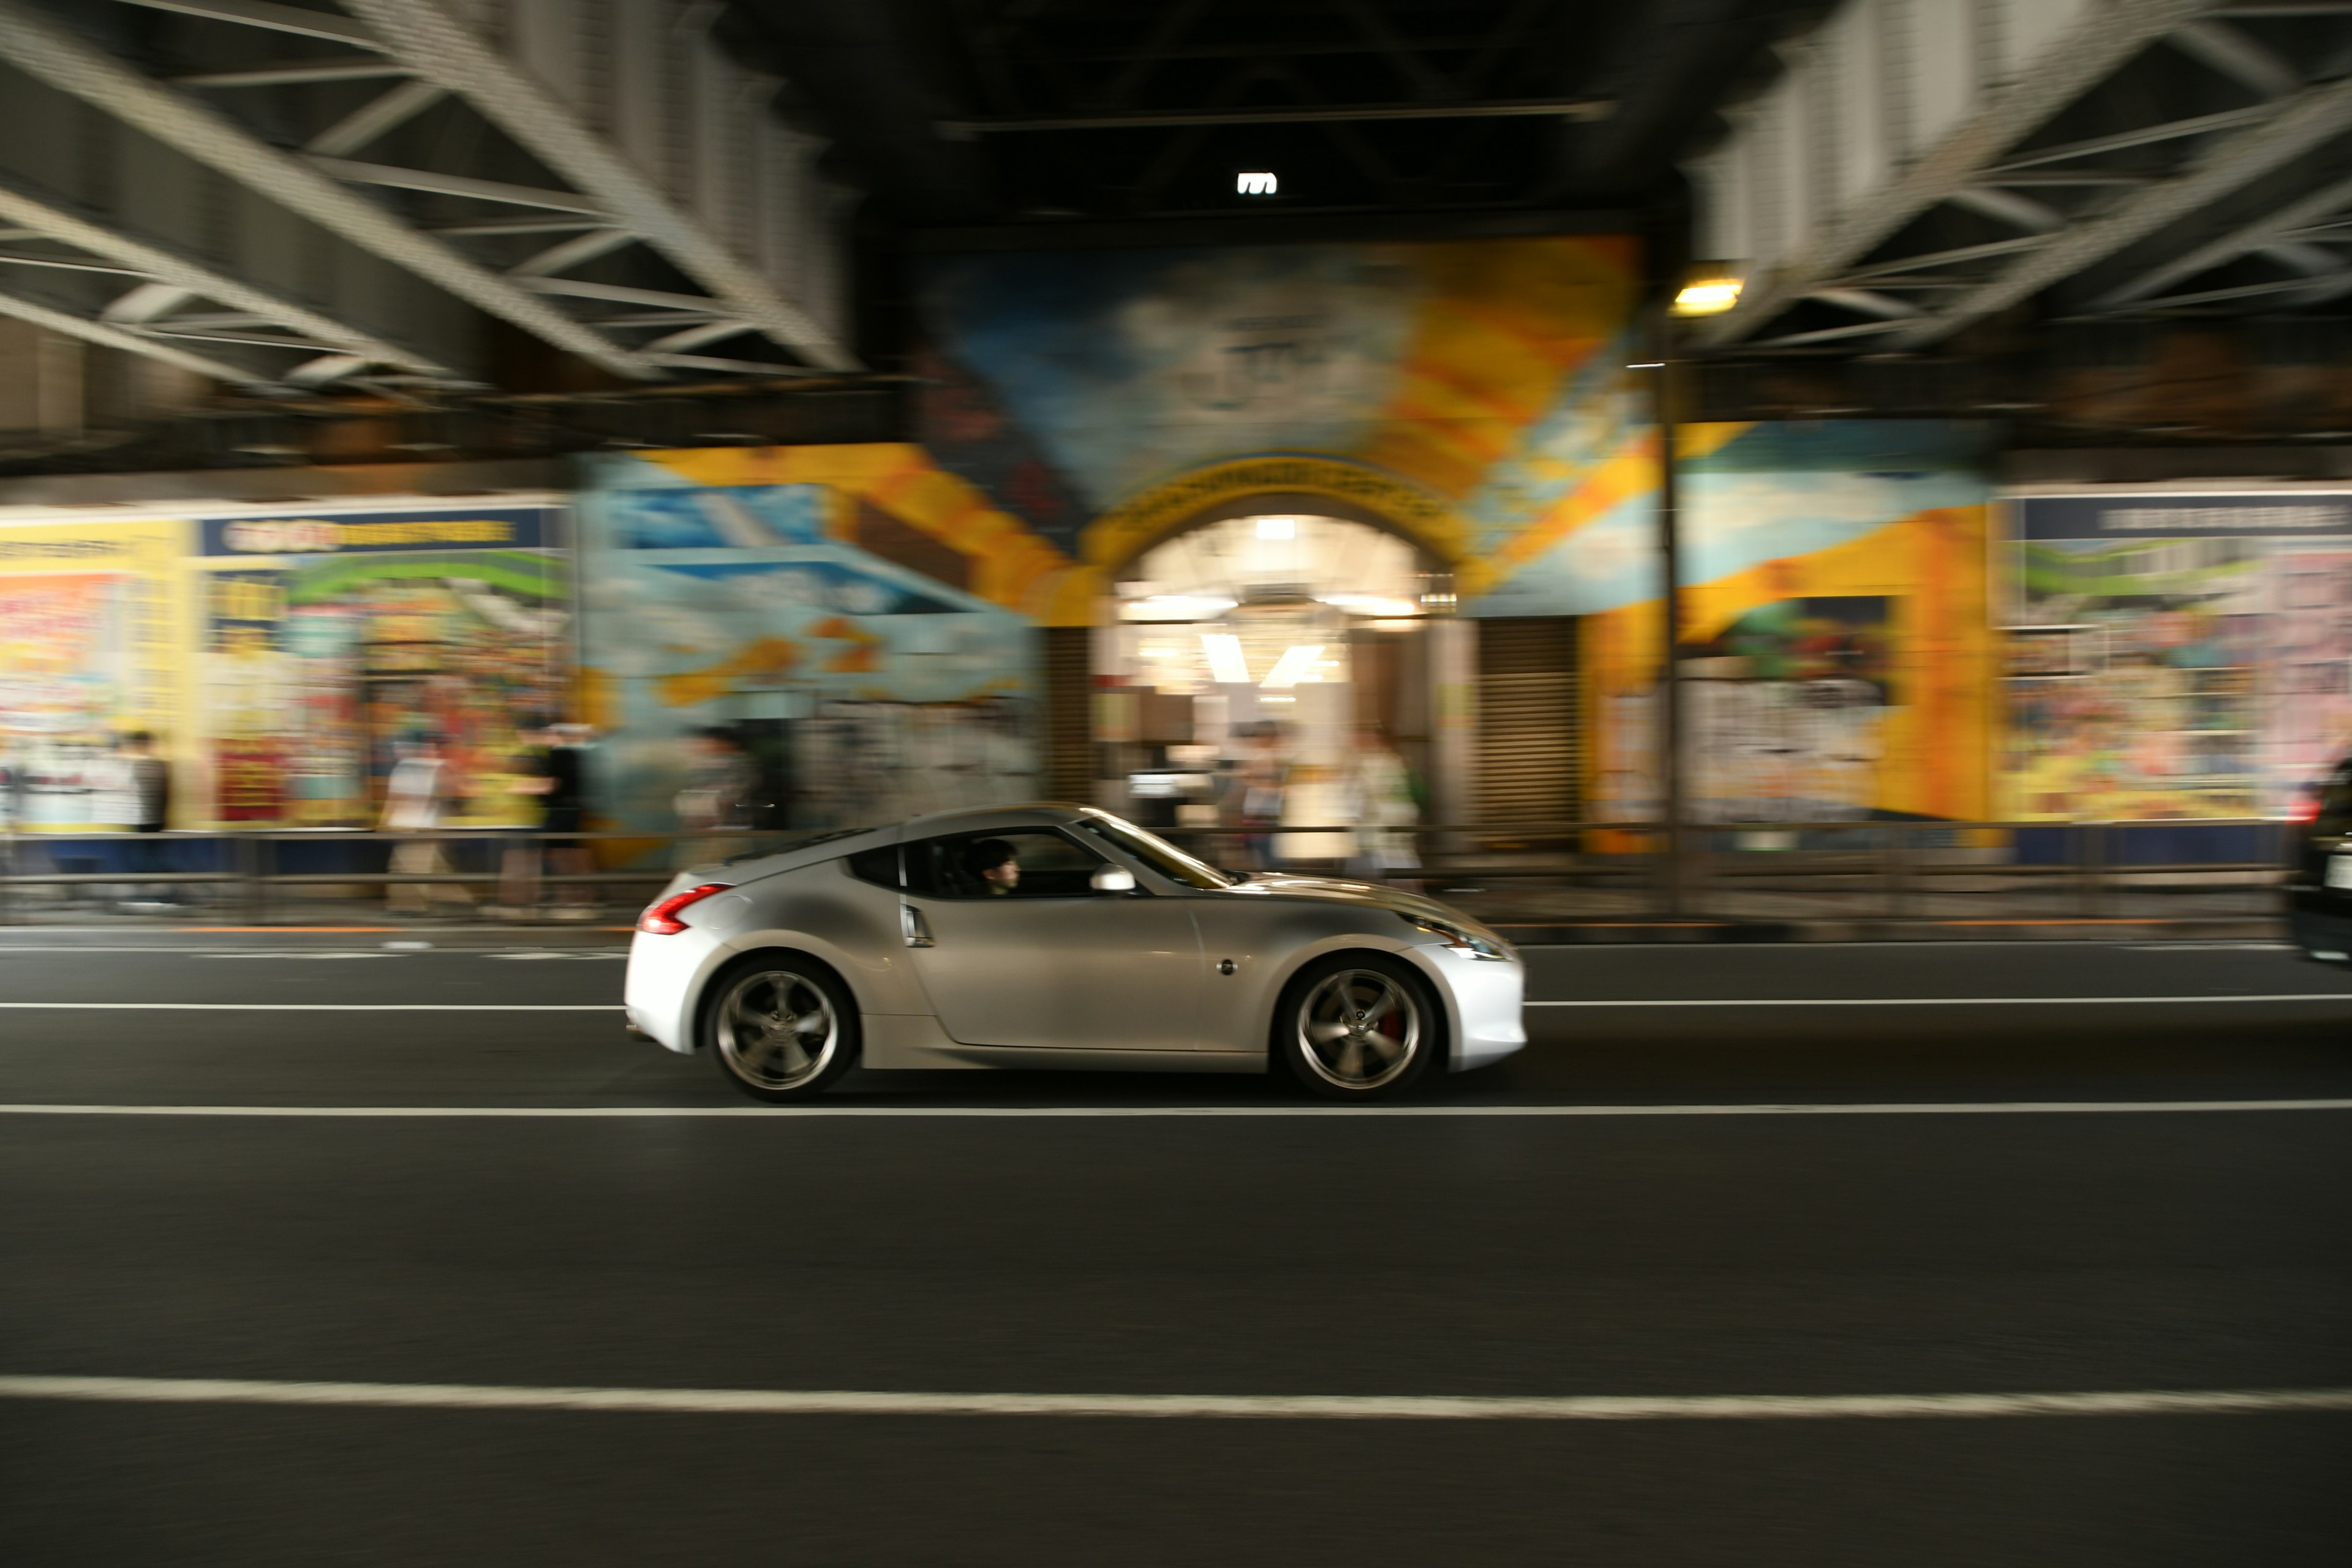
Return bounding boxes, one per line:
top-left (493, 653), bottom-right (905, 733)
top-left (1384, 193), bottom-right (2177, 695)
top-left (1643, 263), bottom-right (1745, 916)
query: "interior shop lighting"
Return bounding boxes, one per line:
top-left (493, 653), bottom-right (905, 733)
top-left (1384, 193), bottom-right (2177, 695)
top-left (1259, 644), bottom-right (1325, 689)
top-left (1200, 632), bottom-right (1252, 685)
top-left (1255, 515), bottom-right (1295, 539)
top-left (1123, 594), bottom-right (1238, 621)
top-left (1318, 594), bottom-right (1419, 616)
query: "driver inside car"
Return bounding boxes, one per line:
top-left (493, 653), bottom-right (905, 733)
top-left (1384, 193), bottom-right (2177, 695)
top-left (967, 837), bottom-right (1020, 895)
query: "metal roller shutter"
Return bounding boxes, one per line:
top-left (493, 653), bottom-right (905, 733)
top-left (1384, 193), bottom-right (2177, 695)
top-left (1041, 625), bottom-right (1093, 805)
top-left (1475, 617), bottom-right (1578, 832)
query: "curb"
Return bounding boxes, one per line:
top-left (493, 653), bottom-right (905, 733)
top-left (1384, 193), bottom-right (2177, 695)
top-left (1493, 918), bottom-right (2288, 945)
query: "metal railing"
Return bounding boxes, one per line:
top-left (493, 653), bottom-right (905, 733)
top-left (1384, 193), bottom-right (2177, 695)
top-left (0, 816), bottom-right (2294, 927)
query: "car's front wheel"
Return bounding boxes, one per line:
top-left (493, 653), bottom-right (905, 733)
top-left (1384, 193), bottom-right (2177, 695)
top-left (703, 954), bottom-right (859, 1103)
top-left (1275, 952), bottom-right (1438, 1100)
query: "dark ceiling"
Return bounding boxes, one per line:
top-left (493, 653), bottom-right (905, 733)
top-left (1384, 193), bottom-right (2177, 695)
top-left (726, 0), bottom-right (1812, 236)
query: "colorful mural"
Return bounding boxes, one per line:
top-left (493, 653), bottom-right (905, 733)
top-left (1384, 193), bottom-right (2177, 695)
top-left (1584, 422), bottom-right (1998, 830)
top-left (916, 236), bottom-right (1656, 604)
top-left (576, 454), bottom-right (1039, 835)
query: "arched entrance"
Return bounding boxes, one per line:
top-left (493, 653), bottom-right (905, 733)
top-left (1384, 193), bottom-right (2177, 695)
top-left (1087, 504), bottom-right (1454, 865)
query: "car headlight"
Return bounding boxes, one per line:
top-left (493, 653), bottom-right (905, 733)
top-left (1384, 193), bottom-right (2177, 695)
top-left (1410, 914), bottom-right (1513, 961)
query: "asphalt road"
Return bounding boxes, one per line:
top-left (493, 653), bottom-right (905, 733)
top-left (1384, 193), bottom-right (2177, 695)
top-left (3, 935), bottom-right (2350, 1564)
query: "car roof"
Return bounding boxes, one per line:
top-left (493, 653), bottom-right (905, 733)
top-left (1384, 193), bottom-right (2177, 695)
top-left (897, 801), bottom-right (1094, 834)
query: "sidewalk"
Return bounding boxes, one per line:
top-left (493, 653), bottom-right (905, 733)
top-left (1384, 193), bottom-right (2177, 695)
top-left (0, 882), bottom-right (2289, 943)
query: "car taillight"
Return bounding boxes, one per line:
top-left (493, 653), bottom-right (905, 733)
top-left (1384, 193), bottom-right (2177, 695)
top-left (638, 883), bottom-right (729, 935)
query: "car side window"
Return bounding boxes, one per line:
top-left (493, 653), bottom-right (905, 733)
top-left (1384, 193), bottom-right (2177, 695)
top-left (842, 844), bottom-right (900, 889)
top-left (905, 828), bottom-right (1106, 900)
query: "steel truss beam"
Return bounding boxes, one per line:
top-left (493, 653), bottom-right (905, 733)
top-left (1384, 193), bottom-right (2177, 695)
top-left (0, 176), bottom-right (459, 393)
top-left (1890, 75), bottom-right (2352, 347)
top-left (0, 0), bottom-right (656, 382)
top-left (1692, 0), bottom-right (2220, 347)
top-left (0, 285), bottom-right (270, 388)
top-left (939, 97), bottom-right (1615, 134)
top-left (26, 0), bottom-right (858, 386)
top-left (2097, 170), bottom-right (2352, 306)
top-left (337, 0), bottom-right (856, 372)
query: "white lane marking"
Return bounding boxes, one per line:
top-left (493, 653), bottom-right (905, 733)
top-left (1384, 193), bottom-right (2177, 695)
top-left (481, 951), bottom-right (627, 961)
top-left (0, 1003), bottom-right (614, 1012)
top-left (1527, 993), bottom-right (2352, 1007)
top-left (199, 952), bottom-right (402, 961)
top-left (6, 995), bottom-right (2346, 1012)
top-left (4, 1099), bottom-right (2350, 1119)
top-left (1515, 940), bottom-right (2294, 950)
top-left (0, 1373), bottom-right (2345, 1422)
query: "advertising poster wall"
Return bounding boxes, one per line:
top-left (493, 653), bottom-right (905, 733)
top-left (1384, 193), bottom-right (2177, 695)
top-left (2002, 491), bottom-right (2352, 819)
top-left (578, 453), bottom-right (1039, 835)
top-left (0, 518), bottom-right (184, 829)
top-left (187, 503), bottom-right (570, 828)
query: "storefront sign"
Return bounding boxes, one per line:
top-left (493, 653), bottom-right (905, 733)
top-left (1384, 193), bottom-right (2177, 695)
top-left (2015, 492), bottom-right (2352, 539)
top-left (198, 507), bottom-right (554, 556)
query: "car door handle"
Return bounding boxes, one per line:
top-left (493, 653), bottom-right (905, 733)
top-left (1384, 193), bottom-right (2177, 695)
top-left (901, 905), bottom-right (933, 948)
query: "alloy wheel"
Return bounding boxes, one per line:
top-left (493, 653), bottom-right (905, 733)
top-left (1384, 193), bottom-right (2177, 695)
top-left (1296, 968), bottom-right (1422, 1091)
top-left (714, 967), bottom-right (840, 1091)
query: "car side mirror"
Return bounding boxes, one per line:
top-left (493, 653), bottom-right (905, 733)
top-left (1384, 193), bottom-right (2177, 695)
top-left (1090, 865), bottom-right (1137, 894)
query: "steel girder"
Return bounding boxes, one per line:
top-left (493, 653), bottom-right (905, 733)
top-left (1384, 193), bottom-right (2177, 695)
top-left (1888, 74), bottom-right (2352, 345)
top-left (1687, 0), bottom-right (2221, 347)
top-left (0, 175), bottom-right (458, 393)
top-left (337, 0), bottom-right (856, 372)
top-left (2096, 171), bottom-right (2352, 306)
top-left (0, 0), bottom-right (856, 394)
top-left (1690, 0), bottom-right (2352, 350)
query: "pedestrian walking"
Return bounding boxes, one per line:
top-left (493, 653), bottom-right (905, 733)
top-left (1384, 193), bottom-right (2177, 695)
top-left (674, 726), bottom-right (755, 867)
top-left (382, 736), bottom-right (472, 914)
top-left (120, 731), bottom-right (176, 907)
top-left (1343, 725), bottom-right (1420, 885)
top-left (541, 722), bottom-right (599, 918)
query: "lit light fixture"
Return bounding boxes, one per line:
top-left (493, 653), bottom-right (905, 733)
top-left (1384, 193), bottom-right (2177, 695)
top-left (1255, 515), bottom-right (1295, 539)
top-left (1237, 172), bottom-right (1278, 195)
top-left (1673, 264), bottom-right (1745, 317)
top-left (1121, 594), bottom-right (1240, 622)
top-left (1260, 644), bottom-right (1325, 689)
top-left (1200, 632), bottom-right (1251, 685)
top-left (1318, 594), bottom-right (1419, 617)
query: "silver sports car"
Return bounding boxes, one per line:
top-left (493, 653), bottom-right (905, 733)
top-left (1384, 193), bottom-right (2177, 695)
top-left (624, 803), bottom-right (1526, 1102)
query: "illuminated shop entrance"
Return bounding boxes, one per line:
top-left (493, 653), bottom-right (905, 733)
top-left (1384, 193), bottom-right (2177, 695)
top-left (1099, 510), bottom-right (1444, 860)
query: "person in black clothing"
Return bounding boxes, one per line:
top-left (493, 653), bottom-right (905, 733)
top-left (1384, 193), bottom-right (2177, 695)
top-left (121, 731), bottom-right (175, 905)
top-left (542, 723), bottom-right (597, 914)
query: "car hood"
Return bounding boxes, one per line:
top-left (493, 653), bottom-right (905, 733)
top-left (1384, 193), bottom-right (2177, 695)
top-left (1216, 872), bottom-right (1499, 933)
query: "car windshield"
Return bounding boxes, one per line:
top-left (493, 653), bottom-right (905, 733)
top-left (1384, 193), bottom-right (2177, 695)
top-left (1075, 814), bottom-right (1232, 890)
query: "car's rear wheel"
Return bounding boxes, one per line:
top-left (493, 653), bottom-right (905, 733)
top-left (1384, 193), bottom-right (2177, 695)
top-left (1275, 952), bottom-right (1438, 1100)
top-left (703, 954), bottom-right (858, 1103)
